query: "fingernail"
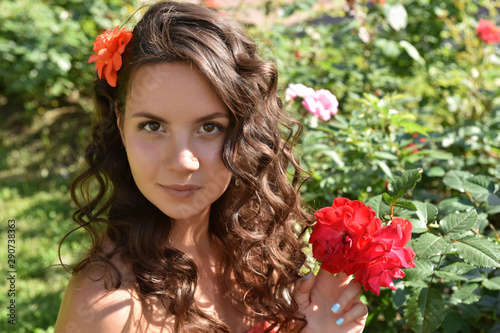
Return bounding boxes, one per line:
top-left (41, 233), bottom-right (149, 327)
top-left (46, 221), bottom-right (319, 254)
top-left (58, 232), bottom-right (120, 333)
top-left (330, 303), bottom-right (341, 313)
top-left (336, 317), bottom-right (344, 326)
top-left (304, 273), bottom-right (312, 281)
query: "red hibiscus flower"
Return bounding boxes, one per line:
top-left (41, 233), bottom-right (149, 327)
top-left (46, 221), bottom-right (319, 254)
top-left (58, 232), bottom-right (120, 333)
top-left (88, 26), bottom-right (133, 87)
top-left (476, 19), bottom-right (500, 44)
top-left (310, 198), bottom-right (416, 294)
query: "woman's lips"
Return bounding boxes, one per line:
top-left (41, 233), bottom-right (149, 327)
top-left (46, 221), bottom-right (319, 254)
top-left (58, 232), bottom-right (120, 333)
top-left (160, 184), bottom-right (201, 199)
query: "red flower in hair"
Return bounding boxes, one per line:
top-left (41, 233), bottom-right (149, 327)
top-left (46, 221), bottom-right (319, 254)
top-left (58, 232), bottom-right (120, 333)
top-left (88, 26), bottom-right (133, 87)
top-left (203, 0), bottom-right (220, 9)
top-left (476, 19), bottom-right (500, 44)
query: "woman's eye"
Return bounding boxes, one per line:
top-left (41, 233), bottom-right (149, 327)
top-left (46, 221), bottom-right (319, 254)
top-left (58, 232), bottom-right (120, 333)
top-left (200, 123), bottom-right (222, 134)
top-left (141, 121), bottom-right (163, 132)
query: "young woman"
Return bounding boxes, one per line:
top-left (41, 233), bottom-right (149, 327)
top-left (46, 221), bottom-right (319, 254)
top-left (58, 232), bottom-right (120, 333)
top-left (54, 1), bottom-right (368, 332)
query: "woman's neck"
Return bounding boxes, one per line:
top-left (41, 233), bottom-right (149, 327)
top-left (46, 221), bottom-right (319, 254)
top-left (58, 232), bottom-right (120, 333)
top-left (170, 208), bottom-right (216, 261)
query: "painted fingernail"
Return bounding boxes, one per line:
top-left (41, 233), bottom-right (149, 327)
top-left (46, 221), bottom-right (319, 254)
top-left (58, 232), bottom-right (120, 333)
top-left (330, 303), bottom-right (341, 313)
top-left (304, 273), bottom-right (312, 281)
top-left (336, 317), bottom-right (344, 326)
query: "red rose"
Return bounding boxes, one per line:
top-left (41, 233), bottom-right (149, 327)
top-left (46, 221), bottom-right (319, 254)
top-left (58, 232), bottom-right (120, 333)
top-left (476, 19), bottom-right (500, 44)
top-left (310, 198), bottom-right (382, 275)
top-left (369, 218), bottom-right (416, 268)
top-left (350, 256), bottom-right (405, 295)
top-left (310, 198), bottom-right (416, 294)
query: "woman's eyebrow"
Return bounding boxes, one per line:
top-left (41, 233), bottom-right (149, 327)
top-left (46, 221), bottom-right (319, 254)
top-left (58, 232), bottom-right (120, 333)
top-left (130, 111), bottom-right (229, 123)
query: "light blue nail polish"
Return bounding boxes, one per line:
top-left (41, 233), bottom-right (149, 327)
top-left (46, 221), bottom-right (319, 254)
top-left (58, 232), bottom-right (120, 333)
top-left (304, 273), bottom-right (312, 281)
top-left (331, 303), bottom-right (341, 313)
top-left (336, 318), bottom-right (344, 326)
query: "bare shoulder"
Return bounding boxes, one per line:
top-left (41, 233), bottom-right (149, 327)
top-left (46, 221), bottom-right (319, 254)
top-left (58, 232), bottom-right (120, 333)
top-left (55, 237), bottom-right (173, 332)
top-left (54, 262), bottom-right (143, 333)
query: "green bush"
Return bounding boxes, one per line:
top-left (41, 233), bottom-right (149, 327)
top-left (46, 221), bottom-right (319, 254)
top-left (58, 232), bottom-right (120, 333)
top-left (0, 0), bottom-right (138, 115)
top-left (259, 0), bottom-right (500, 331)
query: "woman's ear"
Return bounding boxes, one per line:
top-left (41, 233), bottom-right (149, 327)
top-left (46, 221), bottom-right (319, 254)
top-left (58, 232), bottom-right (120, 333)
top-left (115, 103), bottom-right (126, 149)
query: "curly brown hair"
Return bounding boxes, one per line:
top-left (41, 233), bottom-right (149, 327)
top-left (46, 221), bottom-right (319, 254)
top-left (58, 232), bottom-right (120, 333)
top-left (61, 1), bottom-right (314, 332)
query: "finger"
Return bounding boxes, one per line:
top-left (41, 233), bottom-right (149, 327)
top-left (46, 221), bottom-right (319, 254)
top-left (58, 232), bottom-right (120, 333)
top-left (293, 272), bottom-right (316, 307)
top-left (315, 269), bottom-right (350, 301)
top-left (335, 302), bottom-right (368, 328)
top-left (331, 280), bottom-right (362, 314)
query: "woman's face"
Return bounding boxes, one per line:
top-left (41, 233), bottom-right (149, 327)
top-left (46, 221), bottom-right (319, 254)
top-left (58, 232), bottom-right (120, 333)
top-left (119, 62), bottom-right (232, 221)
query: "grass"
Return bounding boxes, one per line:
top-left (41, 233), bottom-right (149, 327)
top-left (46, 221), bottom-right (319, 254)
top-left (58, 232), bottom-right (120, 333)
top-left (0, 106), bottom-right (92, 332)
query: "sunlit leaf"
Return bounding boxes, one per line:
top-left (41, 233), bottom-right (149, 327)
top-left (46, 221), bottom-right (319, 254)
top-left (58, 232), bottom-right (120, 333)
top-left (413, 233), bottom-right (448, 258)
top-left (415, 202), bottom-right (438, 225)
top-left (454, 236), bottom-right (500, 268)
top-left (439, 210), bottom-right (477, 236)
top-left (405, 288), bottom-right (444, 333)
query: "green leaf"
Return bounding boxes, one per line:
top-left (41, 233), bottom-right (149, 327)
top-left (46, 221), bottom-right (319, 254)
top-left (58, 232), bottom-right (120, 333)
top-left (434, 270), bottom-right (468, 281)
top-left (374, 151), bottom-right (399, 160)
top-left (403, 259), bottom-right (434, 281)
top-left (427, 166), bottom-right (445, 177)
top-left (441, 311), bottom-right (465, 333)
top-left (409, 218), bottom-right (428, 234)
top-left (393, 200), bottom-right (417, 210)
top-left (482, 276), bottom-right (500, 290)
top-left (443, 170), bottom-right (474, 192)
top-left (464, 176), bottom-right (494, 202)
top-left (439, 210), bottom-right (477, 236)
top-left (438, 197), bottom-right (474, 213)
top-left (415, 202), bottom-right (438, 225)
top-left (399, 40), bottom-right (424, 65)
top-left (396, 120), bottom-right (429, 136)
top-left (487, 193), bottom-right (500, 206)
top-left (440, 262), bottom-right (477, 275)
top-left (405, 288), bottom-right (444, 333)
top-left (413, 233), bottom-right (448, 258)
top-left (376, 160), bottom-right (393, 178)
top-left (454, 236), bottom-right (500, 268)
top-left (382, 193), bottom-right (394, 206)
top-left (450, 283), bottom-right (480, 305)
top-left (389, 169), bottom-right (422, 202)
top-left (366, 195), bottom-right (391, 217)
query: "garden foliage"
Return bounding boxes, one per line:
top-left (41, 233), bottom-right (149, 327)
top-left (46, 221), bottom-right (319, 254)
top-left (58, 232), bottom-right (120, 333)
top-left (0, 0), bottom-right (499, 332)
top-left (266, 0), bottom-right (500, 332)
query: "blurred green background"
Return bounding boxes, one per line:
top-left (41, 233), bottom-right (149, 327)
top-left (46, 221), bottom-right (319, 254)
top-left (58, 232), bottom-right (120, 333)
top-left (1, 0), bottom-right (499, 332)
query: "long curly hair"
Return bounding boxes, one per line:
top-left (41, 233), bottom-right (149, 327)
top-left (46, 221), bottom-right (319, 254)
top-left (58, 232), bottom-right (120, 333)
top-left (62, 1), bottom-right (314, 332)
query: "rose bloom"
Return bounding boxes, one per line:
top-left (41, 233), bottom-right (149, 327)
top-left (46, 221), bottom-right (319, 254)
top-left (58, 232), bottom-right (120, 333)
top-left (350, 255), bottom-right (405, 295)
top-left (309, 198), bottom-right (382, 274)
top-left (310, 198), bottom-right (416, 294)
top-left (285, 83), bottom-right (315, 101)
top-left (476, 19), bottom-right (500, 44)
top-left (368, 218), bottom-right (416, 268)
top-left (302, 89), bottom-right (339, 121)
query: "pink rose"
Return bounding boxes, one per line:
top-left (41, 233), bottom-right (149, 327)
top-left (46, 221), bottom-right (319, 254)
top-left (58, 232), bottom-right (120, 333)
top-left (301, 89), bottom-right (338, 121)
top-left (476, 19), bottom-right (500, 44)
top-left (285, 84), bottom-right (315, 101)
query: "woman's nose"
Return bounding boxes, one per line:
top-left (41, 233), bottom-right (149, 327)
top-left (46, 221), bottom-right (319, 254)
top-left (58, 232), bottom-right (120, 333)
top-left (165, 134), bottom-right (200, 173)
top-left (176, 150), bottom-right (199, 171)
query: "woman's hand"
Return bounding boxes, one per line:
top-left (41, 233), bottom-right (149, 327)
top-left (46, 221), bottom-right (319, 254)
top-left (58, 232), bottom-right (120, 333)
top-left (294, 269), bottom-right (368, 333)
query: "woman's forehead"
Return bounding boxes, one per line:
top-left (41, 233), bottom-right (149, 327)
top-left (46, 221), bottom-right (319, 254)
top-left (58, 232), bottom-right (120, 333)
top-left (126, 62), bottom-right (228, 119)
